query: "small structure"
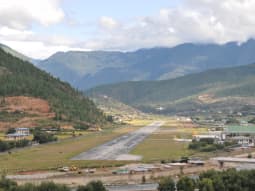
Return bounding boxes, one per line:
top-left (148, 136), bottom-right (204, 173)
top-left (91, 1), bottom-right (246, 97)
top-left (6, 127), bottom-right (30, 140)
top-left (224, 125), bottom-right (255, 147)
top-left (188, 158), bottom-right (205, 166)
top-left (15, 128), bottom-right (30, 135)
top-left (193, 134), bottom-right (221, 141)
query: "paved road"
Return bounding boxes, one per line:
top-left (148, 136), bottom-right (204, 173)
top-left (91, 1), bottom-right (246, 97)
top-left (71, 121), bottom-right (164, 160)
top-left (106, 183), bottom-right (158, 191)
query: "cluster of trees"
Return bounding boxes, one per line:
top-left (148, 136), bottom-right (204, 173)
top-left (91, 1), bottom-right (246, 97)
top-left (33, 130), bottom-right (57, 144)
top-left (188, 138), bottom-right (235, 152)
top-left (188, 138), bottom-right (224, 152)
top-left (158, 169), bottom-right (255, 191)
top-left (0, 48), bottom-right (107, 126)
top-left (77, 181), bottom-right (107, 191)
top-left (0, 139), bottom-right (29, 152)
top-left (0, 176), bottom-right (106, 191)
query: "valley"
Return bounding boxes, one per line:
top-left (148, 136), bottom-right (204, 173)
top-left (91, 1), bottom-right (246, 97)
top-left (1, 34), bottom-right (255, 191)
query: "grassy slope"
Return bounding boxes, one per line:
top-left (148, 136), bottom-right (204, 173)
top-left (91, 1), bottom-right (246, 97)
top-left (0, 48), bottom-right (106, 126)
top-left (88, 63), bottom-right (255, 112)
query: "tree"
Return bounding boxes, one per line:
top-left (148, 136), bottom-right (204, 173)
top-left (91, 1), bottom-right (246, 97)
top-left (6, 128), bottom-right (15, 134)
top-left (33, 131), bottom-right (57, 144)
top-left (158, 176), bottom-right (175, 191)
top-left (177, 176), bottom-right (196, 191)
top-left (77, 181), bottom-right (107, 191)
top-left (0, 175), bottom-right (17, 190)
top-left (199, 178), bottom-right (214, 191)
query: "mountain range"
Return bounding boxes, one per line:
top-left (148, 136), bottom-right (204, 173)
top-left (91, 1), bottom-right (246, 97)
top-left (88, 63), bottom-right (255, 115)
top-left (38, 39), bottom-right (255, 89)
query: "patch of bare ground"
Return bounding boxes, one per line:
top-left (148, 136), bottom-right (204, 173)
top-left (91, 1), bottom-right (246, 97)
top-left (0, 96), bottom-right (55, 131)
top-left (197, 94), bottom-right (255, 105)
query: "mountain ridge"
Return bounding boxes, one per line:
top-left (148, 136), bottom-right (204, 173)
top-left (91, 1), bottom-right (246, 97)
top-left (38, 39), bottom-right (255, 89)
top-left (88, 63), bottom-right (255, 114)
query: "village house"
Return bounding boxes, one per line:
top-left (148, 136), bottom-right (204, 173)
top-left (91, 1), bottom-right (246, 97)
top-left (6, 127), bottom-right (30, 140)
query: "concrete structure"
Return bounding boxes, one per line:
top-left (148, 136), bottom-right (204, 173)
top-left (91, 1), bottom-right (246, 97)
top-left (212, 157), bottom-right (255, 168)
top-left (224, 125), bottom-right (255, 147)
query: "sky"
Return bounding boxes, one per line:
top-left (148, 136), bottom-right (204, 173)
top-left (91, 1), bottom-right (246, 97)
top-left (0, 0), bottom-right (255, 59)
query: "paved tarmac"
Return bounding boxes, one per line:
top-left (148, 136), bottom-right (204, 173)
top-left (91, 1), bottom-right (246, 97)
top-left (106, 183), bottom-right (158, 191)
top-left (71, 121), bottom-right (164, 160)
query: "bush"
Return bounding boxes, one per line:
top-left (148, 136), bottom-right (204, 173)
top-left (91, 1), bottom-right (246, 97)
top-left (0, 139), bottom-right (30, 152)
top-left (77, 181), bottom-right (107, 191)
top-left (158, 176), bottom-right (175, 191)
top-left (189, 139), bottom-right (225, 152)
top-left (33, 131), bottom-right (57, 144)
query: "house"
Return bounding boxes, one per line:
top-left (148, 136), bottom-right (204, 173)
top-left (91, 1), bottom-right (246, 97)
top-left (6, 127), bottom-right (30, 140)
top-left (15, 128), bottom-right (30, 135)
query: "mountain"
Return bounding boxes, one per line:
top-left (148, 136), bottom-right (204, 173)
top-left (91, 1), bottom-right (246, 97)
top-left (88, 63), bottom-right (255, 115)
top-left (0, 43), bottom-right (31, 62)
top-left (0, 47), bottom-right (106, 130)
top-left (91, 94), bottom-right (146, 122)
top-left (38, 39), bottom-right (255, 89)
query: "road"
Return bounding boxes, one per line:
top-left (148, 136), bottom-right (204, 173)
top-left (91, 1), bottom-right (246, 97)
top-left (71, 121), bottom-right (165, 160)
top-left (106, 183), bottom-right (158, 191)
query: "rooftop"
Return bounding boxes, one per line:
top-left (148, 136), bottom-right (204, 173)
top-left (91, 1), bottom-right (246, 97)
top-left (225, 125), bottom-right (255, 134)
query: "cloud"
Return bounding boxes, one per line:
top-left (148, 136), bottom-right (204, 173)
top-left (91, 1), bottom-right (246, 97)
top-left (2, 0), bottom-right (255, 59)
top-left (99, 16), bottom-right (119, 30)
top-left (0, 0), bottom-right (68, 59)
top-left (0, 0), bottom-right (64, 29)
top-left (81, 0), bottom-right (255, 51)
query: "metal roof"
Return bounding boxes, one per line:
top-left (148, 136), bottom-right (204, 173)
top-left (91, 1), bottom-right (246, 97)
top-left (225, 125), bottom-right (255, 134)
top-left (212, 157), bottom-right (255, 163)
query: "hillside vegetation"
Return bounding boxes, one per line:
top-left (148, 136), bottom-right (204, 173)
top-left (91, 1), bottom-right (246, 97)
top-left (89, 63), bottom-right (255, 114)
top-left (0, 48), bottom-right (106, 128)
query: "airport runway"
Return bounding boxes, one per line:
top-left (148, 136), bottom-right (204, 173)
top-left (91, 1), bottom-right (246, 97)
top-left (71, 121), bottom-right (164, 160)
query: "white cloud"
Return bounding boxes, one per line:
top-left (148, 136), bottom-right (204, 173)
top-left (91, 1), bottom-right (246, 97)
top-left (0, 0), bottom-right (64, 29)
top-left (99, 16), bottom-right (119, 30)
top-left (0, 0), bottom-right (67, 59)
top-left (81, 0), bottom-right (255, 51)
top-left (2, 0), bottom-right (255, 59)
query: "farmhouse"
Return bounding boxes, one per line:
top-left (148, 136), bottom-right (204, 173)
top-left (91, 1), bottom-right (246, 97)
top-left (6, 127), bottom-right (30, 140)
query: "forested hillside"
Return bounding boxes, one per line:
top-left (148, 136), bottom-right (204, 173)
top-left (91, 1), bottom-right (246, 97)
top-left (88, 63), bottom-right (255, 114)
top-left (0, 48), bottom-right (106, 126)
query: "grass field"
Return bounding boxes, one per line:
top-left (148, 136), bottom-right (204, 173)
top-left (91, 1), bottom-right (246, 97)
top-left (0, 117), bottom-right (209, 173)
top-left (130, 119), bottom-right (207, 162)
top-left (0, 125), bottom-right (141, 173)
top-left (0, 132), bottom-right (4, 140)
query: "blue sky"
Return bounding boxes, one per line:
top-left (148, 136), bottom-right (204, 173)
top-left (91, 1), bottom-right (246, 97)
top-left (33, 0), bottom-right (181, 42)
top-left (0, 0), bottom-right (255, 58)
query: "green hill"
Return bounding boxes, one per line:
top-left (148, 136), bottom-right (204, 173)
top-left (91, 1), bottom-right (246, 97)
top-left (0, 48), bottom-right (106, 128)
top-left (88, 63), bottom-right (255, 114)
top-left (91, 94), bottom-right (146, 122)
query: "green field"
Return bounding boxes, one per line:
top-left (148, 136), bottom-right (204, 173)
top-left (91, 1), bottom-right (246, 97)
top-left (0, 118), bottom-right (209, 173)
top-left (0, 125), bottom-right (142, 173)
top-left (131, 120), bottom-right (207, 162)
